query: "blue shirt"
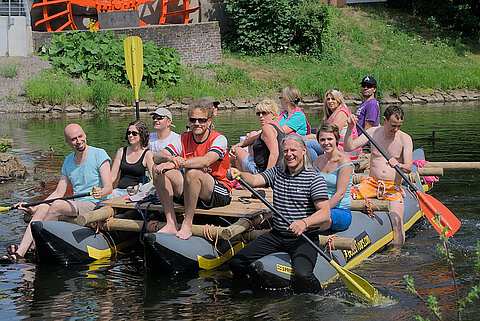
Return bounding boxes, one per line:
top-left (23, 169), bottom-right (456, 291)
top-left (318, 162), bottom-right (353, 210)
top-left (61, 146), bottom-right (111, 202)
top-left (278, 111), bottom-right (307, 136)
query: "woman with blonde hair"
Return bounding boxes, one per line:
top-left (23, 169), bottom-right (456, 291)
top-left (230, 99), bottom-right (285, 173)
top-left (306, 89), bottom-right (360, 160)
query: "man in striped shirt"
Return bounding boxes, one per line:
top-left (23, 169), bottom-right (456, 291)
top-left (229, 134), bottom-right (330, 293)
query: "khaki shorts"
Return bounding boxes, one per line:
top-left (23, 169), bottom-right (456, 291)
top-left (65, 200), bottom-right (97, 216)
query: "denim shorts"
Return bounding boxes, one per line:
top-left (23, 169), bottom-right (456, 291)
top-left (330, 207), bottom-right (352, 232)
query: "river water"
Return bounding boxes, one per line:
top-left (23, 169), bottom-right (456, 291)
top-left (0, 104), bottom-right (479, 320)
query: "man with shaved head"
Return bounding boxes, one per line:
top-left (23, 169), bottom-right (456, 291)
top-left (2, 123), bottom-right (112, 262)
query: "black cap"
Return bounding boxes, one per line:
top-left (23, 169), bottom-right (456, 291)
top-left (360, 75), bottom-right (377, 87)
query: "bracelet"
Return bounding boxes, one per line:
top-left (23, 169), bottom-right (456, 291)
top-left (301, 219), bottom-right (308, 229)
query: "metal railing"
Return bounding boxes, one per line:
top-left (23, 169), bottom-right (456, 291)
top-left (0, 0), bottom-right (27, 17)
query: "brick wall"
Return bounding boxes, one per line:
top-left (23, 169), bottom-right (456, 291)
top-left (32, 22), bottom-right (222, 65)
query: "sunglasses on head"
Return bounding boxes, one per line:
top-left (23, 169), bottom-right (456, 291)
top-left (127, 130), bottom-right (139, 136)
top-left (362, 83), bottom-right (375, 89)
top-left (189, 117), bottom-right (209, 124)
top-left (256, 111), bottom-right (270, 117)
top-left (152, 115), bottom-right (166, 121)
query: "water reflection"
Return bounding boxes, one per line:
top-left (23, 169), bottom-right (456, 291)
top-left (0, 104), bottom-right (480, 320)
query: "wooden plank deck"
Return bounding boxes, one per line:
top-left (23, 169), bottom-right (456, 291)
top-left (102, 188), bottom-right (273, 218)
top-left (101, 188), bottom-right (386, 219)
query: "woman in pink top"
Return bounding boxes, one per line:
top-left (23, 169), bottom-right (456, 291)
top-left (323, 89), bottom-right (360, 160)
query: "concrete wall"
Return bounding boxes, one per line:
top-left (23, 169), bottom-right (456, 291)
top-left (0, 16), bottom-right (33, 56)
top-left (32, 21), bottom-right (222, 65)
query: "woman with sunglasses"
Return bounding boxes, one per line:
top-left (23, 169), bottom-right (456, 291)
top-left (230, 99), bottom-right (285, 174)
top-left (111, 120), bottom-right (155, 197)
top-left (313, 122), bottom-right (353, 232)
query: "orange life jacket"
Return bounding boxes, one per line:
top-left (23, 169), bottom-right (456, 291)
top-left (180, 130), bottom-right (232, 191)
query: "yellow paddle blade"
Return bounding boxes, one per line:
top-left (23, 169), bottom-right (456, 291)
top-left (0, 206), bottom-right (12, 213)
top-left (330, 260), bottom-right (379, 304)
top-left (123, 36), bottom-right (144, 101)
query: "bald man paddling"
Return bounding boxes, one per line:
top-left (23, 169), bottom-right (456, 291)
top-left (2, 124), bottom-right (112, 263)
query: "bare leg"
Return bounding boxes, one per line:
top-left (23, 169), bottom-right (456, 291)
top-left (153, 169), bottom-right (184, 234)
top-left (176, 169), bottom-right (215, 239)
top-left (389, 199), bottom-right (405, 248)
top-left (16, 203), bottom-right (50, 257)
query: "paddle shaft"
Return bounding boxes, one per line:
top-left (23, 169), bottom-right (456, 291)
top-left (356, 125), bottom-right (418, 192)
top-left (14, 192), bottom-right (92, 209)
top-left (236, 176), bottom-right (334, 264)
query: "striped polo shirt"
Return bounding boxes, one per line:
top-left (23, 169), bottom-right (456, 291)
top-left (261, 166), bottom-right (329, 236)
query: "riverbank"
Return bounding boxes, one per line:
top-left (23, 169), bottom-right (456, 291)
top-left (1, 5), bottom-right (480, 114)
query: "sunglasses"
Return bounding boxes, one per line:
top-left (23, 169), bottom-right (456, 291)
top-left (189, 117), bottom-right (209, 124)
top-left (126, 131), bottom-right (139, 136)
top-left (361, 83), bottom-right (375, 89)
top-left (256, 111), bottom-right (270, 117)
top-left (152, 115), bottom-right (166, 121)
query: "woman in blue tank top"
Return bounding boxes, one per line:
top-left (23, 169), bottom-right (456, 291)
top-left (313, 123), bottom-right (353, 231)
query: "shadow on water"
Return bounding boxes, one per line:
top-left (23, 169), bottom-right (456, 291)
top-left (0, 104), bottom-right (480, 320)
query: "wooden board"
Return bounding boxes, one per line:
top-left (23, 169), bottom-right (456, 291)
top-left (101, 188), bottom-right (388, 219)
top-left (101, 188), bottom-right (272, 218)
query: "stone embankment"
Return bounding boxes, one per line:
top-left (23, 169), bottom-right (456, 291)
top-left (1, 56), bottom-right (480, 114)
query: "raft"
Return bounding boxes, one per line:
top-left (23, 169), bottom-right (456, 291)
top-left (243, 149), bottom-right (427, 289)
top-left (30, 149), bottom-right (428, 275)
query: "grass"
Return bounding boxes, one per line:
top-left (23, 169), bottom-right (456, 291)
top-left (23, 4), bottom-right (480, 106)
top-left (25, 70), bottom-right (90, 106)
top-left (0, 64), bottom-right (18, 78)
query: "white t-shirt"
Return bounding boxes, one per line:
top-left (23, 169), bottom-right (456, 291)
top-left (149, 131), bottom-right (181, 153)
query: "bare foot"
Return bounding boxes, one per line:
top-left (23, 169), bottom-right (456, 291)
top-left (176, 226), bottom-right (192, 240)
top-left (157, 223), bottom-right (177, 234)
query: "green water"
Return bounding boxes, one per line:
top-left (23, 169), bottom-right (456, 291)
top-left (0, 104), bottom-right (479, 320)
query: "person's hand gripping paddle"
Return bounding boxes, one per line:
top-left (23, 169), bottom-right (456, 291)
top-left (0, 191), bottom-right (92, 213)
top-left (227, 170), bottom-right (380, 304)
top-left (355, 124), bottom-right (461, 237)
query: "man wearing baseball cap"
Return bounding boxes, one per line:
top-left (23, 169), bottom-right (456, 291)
top-left (149, 107), bottom-right (181, 153)
top-left (355, 75), bottom-right (380, 134)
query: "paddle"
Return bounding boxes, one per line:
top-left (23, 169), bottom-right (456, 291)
top-left (355, 125), bottom-right (461, 237)
top-left (124, 36), bottom-right (144, 120)
top-left (229, 173), bottom-right (379, 304)
top-left (0, 192), bottom-right (92, 213)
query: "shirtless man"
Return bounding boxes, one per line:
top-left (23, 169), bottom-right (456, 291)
top-left (344, 105), bottom-right (413, 247)
top-left (3, 124), bottom-right (112, 262)
top-left (152, 100), bottom-right (232, 239)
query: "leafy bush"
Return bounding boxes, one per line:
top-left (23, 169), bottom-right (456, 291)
top-left (42, 31), bottom-right (181, 87)
top-left (388, 0), bottom-right (480, 40)
top-left (224, 0), bottom-right (296, 55)
top-left (293, 0), bottom-right (337, 59)
top-left (224, 0), bottom-right (335, 58)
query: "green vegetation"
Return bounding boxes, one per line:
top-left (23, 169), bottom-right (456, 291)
top-left (42, 31), bottom-right (181, 87)
top-left (404, 217), bottom-right (480, 321)
top-left (25, 4), bottom-right (480, 108)
top-left (0, 139), bottom-right (12, 153)
top-left (25, 70), bottom-right (90, 105)
top-left (0, 64), bottom-right (18, 78)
